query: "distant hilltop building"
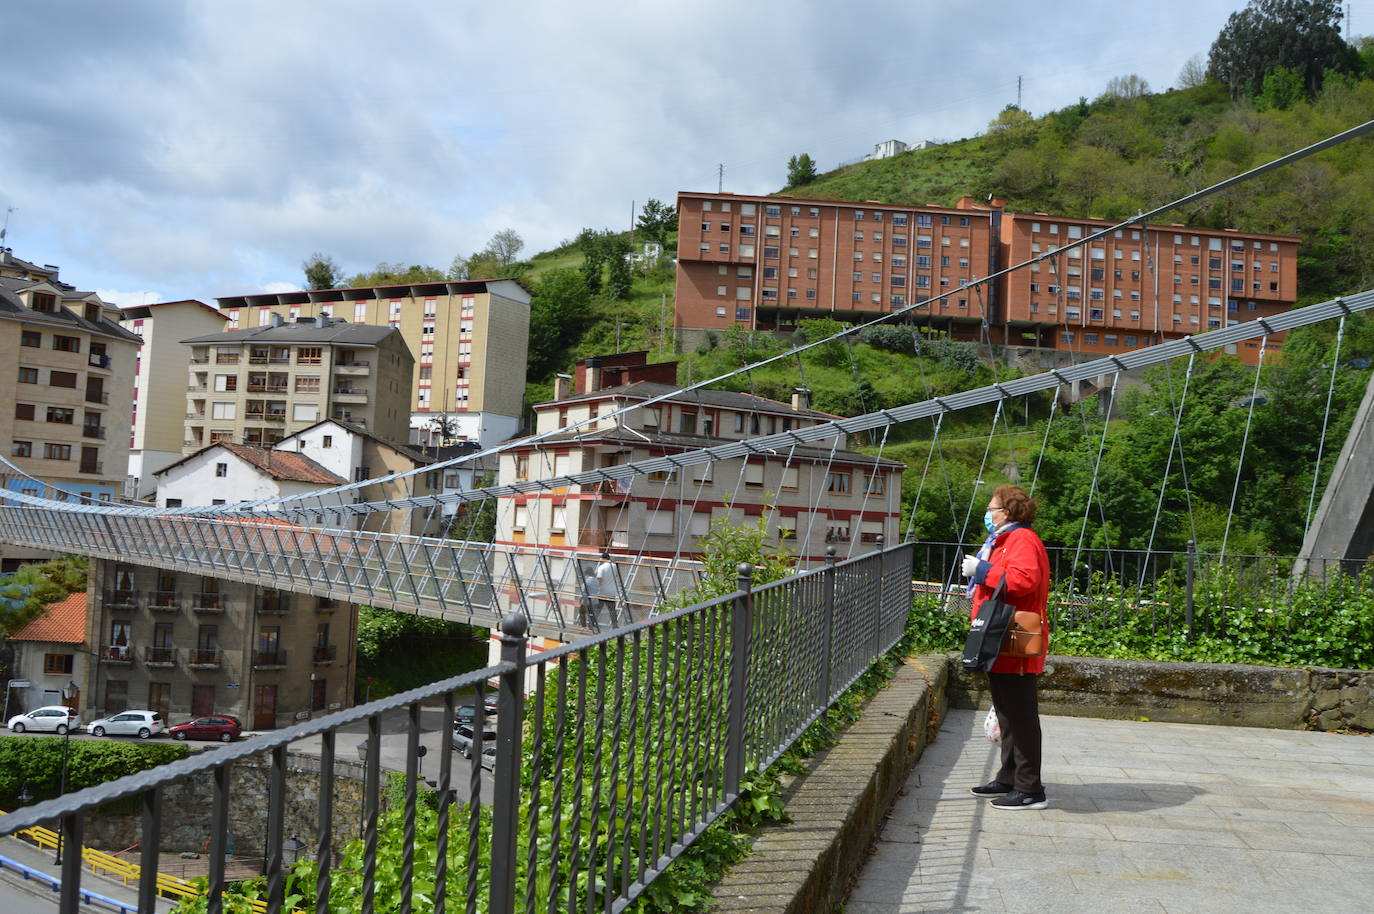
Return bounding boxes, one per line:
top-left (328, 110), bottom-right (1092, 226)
top-left (673, 191), bottom-right (1298, 366)
top-left (861, 139), bottom-right (939, 162)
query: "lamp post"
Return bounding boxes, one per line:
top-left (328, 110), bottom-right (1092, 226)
top-left (54, 679), bottom-right (77, 865)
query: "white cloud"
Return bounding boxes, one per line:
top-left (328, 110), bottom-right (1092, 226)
top-left (0, 0), bottom-right (1271, 302)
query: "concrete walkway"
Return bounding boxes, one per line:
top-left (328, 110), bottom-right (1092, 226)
top-left (847, 709), bottom-right (1374, 913)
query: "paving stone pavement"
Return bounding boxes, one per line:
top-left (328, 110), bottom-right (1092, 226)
top-left (846, 709), bottom-right (1374, 913)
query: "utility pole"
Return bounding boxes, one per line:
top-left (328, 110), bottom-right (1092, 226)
top-left (717, 164), bottom-right (724, 193)
top-left (1017, 75), bottom-right (1022, 109)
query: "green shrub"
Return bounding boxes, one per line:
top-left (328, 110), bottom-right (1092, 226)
top-left (0, 737), bottom-right (189, 805)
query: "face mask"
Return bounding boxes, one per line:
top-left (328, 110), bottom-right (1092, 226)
top-left (983, 511), bottom-right (997, 533)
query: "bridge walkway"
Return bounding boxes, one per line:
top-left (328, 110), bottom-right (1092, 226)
top-left (847, 709), bottom-right (1374, 913)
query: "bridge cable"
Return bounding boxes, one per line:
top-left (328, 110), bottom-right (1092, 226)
top-left (1219, 336), bottom-right (1269, 563)
top-left (1302, 315), bottom-right (1348, 544)
top-left (1071, 373), bottom-right (1121, 581)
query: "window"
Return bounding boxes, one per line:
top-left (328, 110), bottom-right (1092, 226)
top-left (211, 402), bottom-right (235, 420)
top-left (18, 367), bottom-right (38, 384)
top-left (864, 473), bottom-right (885, 495)
top-left (53, 335), bottom-right (81, 352)
top-left (827, 472), bottom-right (851, 494)
top-left (44, 443), bottom-right (72, 460)
top-left (214, 374), bottom-right (238, 392)
top-left (47, 407), bottom-right (75, 424)
top-left (44, 654), bottom-right (74, 675)
top-left (47, 369), bottom-right (76, 388)
top-left (744, 463), bottom-right (764, 488)
top-left (296, 347), bottom-right (322, 365)
top-left (12, 440), bottom-right (32, 457)
top-left (20, 330), bottom-right (40, 347)
top-left (294, 376), bottom-right (320, 392)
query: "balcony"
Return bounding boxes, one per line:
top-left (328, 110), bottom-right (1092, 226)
top-left (254, 650), bottom-right (288, 669)
top-left (588, 480), bottom-right (630, 503)
top-left (193, 593), bottom-right (225, 613)
top-left (85, 391), bottom-right (110, 405)
top-left (246, 384), bottom-right (289, 393)
top-left (145, 646), bottom-right (177, 668)
top-left (332, 415), bottom-right (364, 427)
top-left (104, 589), bottom-right (138, 609)
top-left (102, 645), bottom-right (133, 664)
top-left (187, 385), bottom-right (208, 394)
top-left (149, 590), bottom-right (180, 612)
top-left (186, 412), bottom-right (205, 421)
top-left (79, 461), bottom-right (103, 475)
top-left (316, 598), bottom-right (337, 613)
top-left (263, 413), bottom-right (286, 423)
top-left (332, 389), bottom-right (369, 403)
top-left (257, 596), bottom-right (288, 614)
top-left (83, 425), bottom-right (106, 440)
top-left (214, 355), bottom-right (240, 365)
top-left (580, 529), bottom-right (629, 549)
top-left (334, 361), bottom-right (371, 376)
top-left (88, 353), bottom-right (111, 369)
top-left (312, 644), bottom-right (337, 664)
top-left (190, 356), bottom-right (210, 364)
top-left (188, 649), bottom-right (222, 669)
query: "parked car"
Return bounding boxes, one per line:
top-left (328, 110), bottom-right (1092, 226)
top-left (87, 710), bottom-right (165, 739)
top-left (169, 715), bottom-right (241, 742)
top-left (7, 706), bottom-right (79, 734)
top-left (451, 723), bottom-right (497, 758)
top-left (479, 744), bottom-right (497, 772)
top-left (453, 698), bottom-right (498, 728)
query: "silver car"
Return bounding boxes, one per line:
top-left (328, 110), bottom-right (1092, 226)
top-left (87, 710), bottom-right (165, 739)
top-left (7, 706), bottom-right (79, 734)
top-left (451, 723), bottom-right (497, 759)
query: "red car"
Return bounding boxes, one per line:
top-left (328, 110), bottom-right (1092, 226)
top-left (169, 715), bottom-right (241, 742)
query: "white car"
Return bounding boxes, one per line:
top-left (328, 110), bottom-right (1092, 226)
top-left (7, 706), bottom-right (79, 734)
top-left (87, 710), bottom-right (165, 739)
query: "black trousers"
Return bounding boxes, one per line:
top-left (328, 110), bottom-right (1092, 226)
top-left (987, 672), bottom-right (1043, 794)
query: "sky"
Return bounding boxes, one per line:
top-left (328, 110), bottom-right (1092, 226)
top-left (1, 1), bottom-right (1369, 307)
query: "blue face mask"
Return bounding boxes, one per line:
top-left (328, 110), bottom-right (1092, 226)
top-left (983, 511), bottom-right (997, 533)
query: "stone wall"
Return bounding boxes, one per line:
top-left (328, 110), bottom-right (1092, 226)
top-left (82, 751), bottom-right (368, 855)
top-left (946, 653), bottom-right (1374, 731)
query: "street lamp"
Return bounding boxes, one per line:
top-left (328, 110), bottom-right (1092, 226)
top-left (54, 679), bottom-right (77, 865)
top-left (18, 781), bottom-right (33, 807)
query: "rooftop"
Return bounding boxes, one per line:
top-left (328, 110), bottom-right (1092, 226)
top-left (10, 591), bottom-right (87, 644)
top-left (181, 316), bottom-right (399, 347)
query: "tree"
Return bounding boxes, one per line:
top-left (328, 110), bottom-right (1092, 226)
top-left (1099, 74), bottom-right (1150, 101)
top-left (347, 262), bottom-right (445, 286)
top-left (785, 153), bottom-right (818, 187)
top-left (604, 234), bottom-right (634, 300)
top-left (576, 228), bottom-right (607, 295)
top-left (1254, 66), bottom-right (1305, 110)
top-left (1177, 54), bottom-right (1209, 89)
top-left (487, 229), bottom-right (524, 268)
top-left (1207, 0), bottom-right (1358, 99)
top-left (526, 267), bottom-right (593, 379)
top-left (636, 198), bottom-right (678, 246)
top-left (302, 252), bottom-right (342, 290)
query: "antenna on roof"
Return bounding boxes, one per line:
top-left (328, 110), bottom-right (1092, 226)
top-left (0, 206), bottom-right (15, 243)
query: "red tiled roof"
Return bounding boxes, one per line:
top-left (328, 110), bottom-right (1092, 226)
top-left (219, 444), bottom-right (347, 485)
top-left (10, 591), bottom-right (87, 644)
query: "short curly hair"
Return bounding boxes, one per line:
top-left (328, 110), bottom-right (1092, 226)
top-left (993, 484), bottom-right (1037, 525)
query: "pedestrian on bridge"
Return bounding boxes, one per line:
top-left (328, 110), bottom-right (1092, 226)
top-left (962, 484), bottom-right (1051, 810)
top-left (595, 551), bottom-right (619, 626)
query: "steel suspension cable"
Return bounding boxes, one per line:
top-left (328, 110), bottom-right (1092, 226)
top-left (1071, 373), bottom-right (1121, 576)
top-left (1136, 352), bottom-right (1197, 594)
top-left (1303, 316), bottom-right (1348, 543)
top-left (1219, 337), bottom-right (1269, 562)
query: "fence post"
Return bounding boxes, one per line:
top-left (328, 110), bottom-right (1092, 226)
top-left (725, 563), bottom-right (754, 800)
top-left (488, 612), bottom-right (529, 914)
top-left (1185, 540), bottom-right (1196, 640)
top-left (820, 546), bottom-right (837, 702)
top-left (872, 536), bottom-right (885, 657)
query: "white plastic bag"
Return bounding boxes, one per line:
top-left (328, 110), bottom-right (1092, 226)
top-left (983, 707), bottom-right (1001, 743)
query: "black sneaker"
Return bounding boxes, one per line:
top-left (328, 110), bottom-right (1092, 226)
top-left (969, 780), bottom-right (1013, 797)
top-left (990, 789), bottom-right (1048, 810)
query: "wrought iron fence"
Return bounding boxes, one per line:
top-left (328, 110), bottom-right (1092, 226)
top-left (910, 540), bottom-right (1374, 637)
top-left (0, 542), bottom-right (913, 914)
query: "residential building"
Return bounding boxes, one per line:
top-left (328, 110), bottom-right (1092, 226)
top-left (673, 192), bottom-right (1300, 365)
top-left (120, 300), bottom-right (229, 498)
top-left (181, 315), bottom-right (413, 452)
top-left (674, 191), bottom-right (999, 338)
top-left (85, 559), bottom-right (357, 729)
top-left (5, 591), bottom-right (92, 719)
top-left (214, 279), bottom-right (531, 448)
top-left (867, 140), bottom-right (909, 160)
top-left (0, 249), bottom-right (141, 570)
top-left (495, 352), bottom-right (905, 565)
top-left (997, 213), bottom-right (1299, 360)
top-left (155, 443), bottom-right (348, 508)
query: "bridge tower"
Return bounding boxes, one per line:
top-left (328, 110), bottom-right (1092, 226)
top-left (1295, 370), bottom-right (1374, 577)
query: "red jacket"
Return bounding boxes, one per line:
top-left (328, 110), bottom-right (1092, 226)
top-left (968, 525), bottom-right (1051, 674)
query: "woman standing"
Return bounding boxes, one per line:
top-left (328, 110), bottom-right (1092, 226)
top-left (961, 484), bottom-right (1051, 810)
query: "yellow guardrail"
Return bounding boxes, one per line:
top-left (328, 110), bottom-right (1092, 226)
top-left (2, 810), bottom-right (270, 913)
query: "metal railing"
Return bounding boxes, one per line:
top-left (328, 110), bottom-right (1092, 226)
top-left (910, 540), bottom-right (1374, 637)
top-left (145, 646), bottom-right (176, 666)
top-left (0, 542), bottom-right (912, 914)
top-left (188, 649), bottom-right (221, 667)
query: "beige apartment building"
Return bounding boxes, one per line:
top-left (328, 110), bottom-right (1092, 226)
top-left (181, 316), bottom-right (413, 453)
top-left (0, 249), bottom-right (140, 570)
top-left (120, 299), bottom-right (229, 498)
top-left (86, 558), bottom-right (357, 729)
top-left (496, 353), bottom-right (905, 565)
top-left (214, 279), bottom-right (531, 448)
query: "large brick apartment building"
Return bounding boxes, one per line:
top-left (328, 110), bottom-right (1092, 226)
top-left (674, 192), bottom-right (1299, 363)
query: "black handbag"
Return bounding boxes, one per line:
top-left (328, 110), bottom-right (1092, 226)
top-left (961, 578), bottom-right (1016, 672)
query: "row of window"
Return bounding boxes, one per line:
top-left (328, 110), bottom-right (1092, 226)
top-left (11, 441), bottom-right (76, 460)
top-left (19, 329), bottom-right (84, 352)
top-left (1028, 223), bottom-right (1284, 254)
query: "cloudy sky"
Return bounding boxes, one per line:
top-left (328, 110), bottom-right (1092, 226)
top-left (1, 1), bottom-right (1367, 306)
